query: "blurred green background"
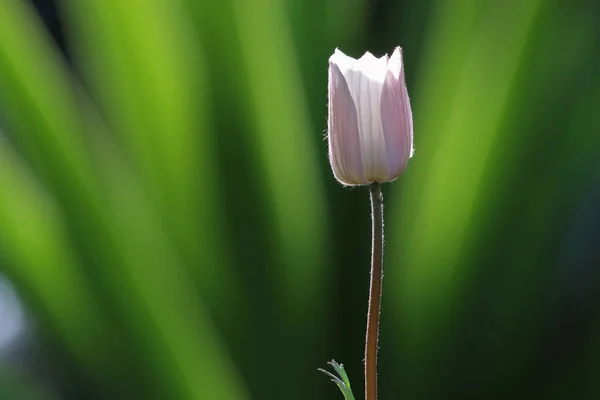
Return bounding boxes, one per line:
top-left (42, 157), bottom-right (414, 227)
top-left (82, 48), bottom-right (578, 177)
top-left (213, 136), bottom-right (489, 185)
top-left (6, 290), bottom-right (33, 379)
top-left (0, 0), bottom-right (599, 399)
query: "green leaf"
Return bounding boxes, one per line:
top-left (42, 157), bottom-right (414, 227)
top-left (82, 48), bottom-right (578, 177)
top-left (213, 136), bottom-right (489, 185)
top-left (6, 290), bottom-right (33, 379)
top-left (319, 360), bottom-right (356, 400)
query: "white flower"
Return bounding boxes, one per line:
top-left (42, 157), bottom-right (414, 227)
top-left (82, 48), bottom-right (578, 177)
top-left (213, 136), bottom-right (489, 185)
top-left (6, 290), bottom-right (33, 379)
top-left (327, 47), bottom-right (413, 186)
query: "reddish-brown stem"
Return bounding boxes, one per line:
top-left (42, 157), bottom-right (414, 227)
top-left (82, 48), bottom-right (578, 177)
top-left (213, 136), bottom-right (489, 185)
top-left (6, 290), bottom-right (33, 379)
top-left (365, 182), bottom-right (383, 400)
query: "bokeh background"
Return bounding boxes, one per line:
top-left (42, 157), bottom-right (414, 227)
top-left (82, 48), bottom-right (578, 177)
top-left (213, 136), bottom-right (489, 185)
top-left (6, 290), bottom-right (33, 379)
top-left (0, 0), bottom-right (599, 399)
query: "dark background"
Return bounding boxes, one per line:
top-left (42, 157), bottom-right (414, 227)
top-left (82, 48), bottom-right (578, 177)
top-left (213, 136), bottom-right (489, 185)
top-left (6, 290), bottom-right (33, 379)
top-left (0, 0), bottom-right (599, 399)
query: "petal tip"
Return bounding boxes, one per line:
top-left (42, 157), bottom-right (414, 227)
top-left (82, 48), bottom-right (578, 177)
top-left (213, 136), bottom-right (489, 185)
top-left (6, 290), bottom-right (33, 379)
top-left (387, 46), bottom-right (404, 79)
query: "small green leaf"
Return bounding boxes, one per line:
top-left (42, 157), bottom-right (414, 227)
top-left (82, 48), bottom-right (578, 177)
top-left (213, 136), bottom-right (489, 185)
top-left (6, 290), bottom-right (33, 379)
top-left (318, 360), bottom-right (355, 400)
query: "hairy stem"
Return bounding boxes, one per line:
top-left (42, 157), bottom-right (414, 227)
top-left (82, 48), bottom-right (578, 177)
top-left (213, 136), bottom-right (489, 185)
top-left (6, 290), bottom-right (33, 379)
top-left (365, 182), bottom-right (383, 400)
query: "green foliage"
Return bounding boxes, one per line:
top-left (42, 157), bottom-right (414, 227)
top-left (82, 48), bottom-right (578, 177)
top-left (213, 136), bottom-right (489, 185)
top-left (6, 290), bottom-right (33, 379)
top-left (319, 360), bottom-right (356, 400)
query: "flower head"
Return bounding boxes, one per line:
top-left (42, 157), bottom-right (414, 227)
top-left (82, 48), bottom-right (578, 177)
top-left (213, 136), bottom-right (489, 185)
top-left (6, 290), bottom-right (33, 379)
top-left (327, 47), bottom-right (413, 186)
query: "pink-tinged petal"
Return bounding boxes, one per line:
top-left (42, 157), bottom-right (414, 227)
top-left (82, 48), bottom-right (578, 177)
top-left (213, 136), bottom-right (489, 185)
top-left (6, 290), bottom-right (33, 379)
top-left (337, 56), bottom-right (388, 182)
top-left (350, 67), bottom-right (388, 182)
top-left (385, 47), bottom-right (402, 79)
top-left (380, 47), bottom-right (413, 180)
top-left (328, 62), bottom-right (366, 185)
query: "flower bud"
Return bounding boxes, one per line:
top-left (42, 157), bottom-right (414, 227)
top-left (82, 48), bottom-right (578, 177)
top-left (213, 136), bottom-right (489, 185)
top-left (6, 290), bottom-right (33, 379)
top-left (327, 47), bottom-right (413, 186)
